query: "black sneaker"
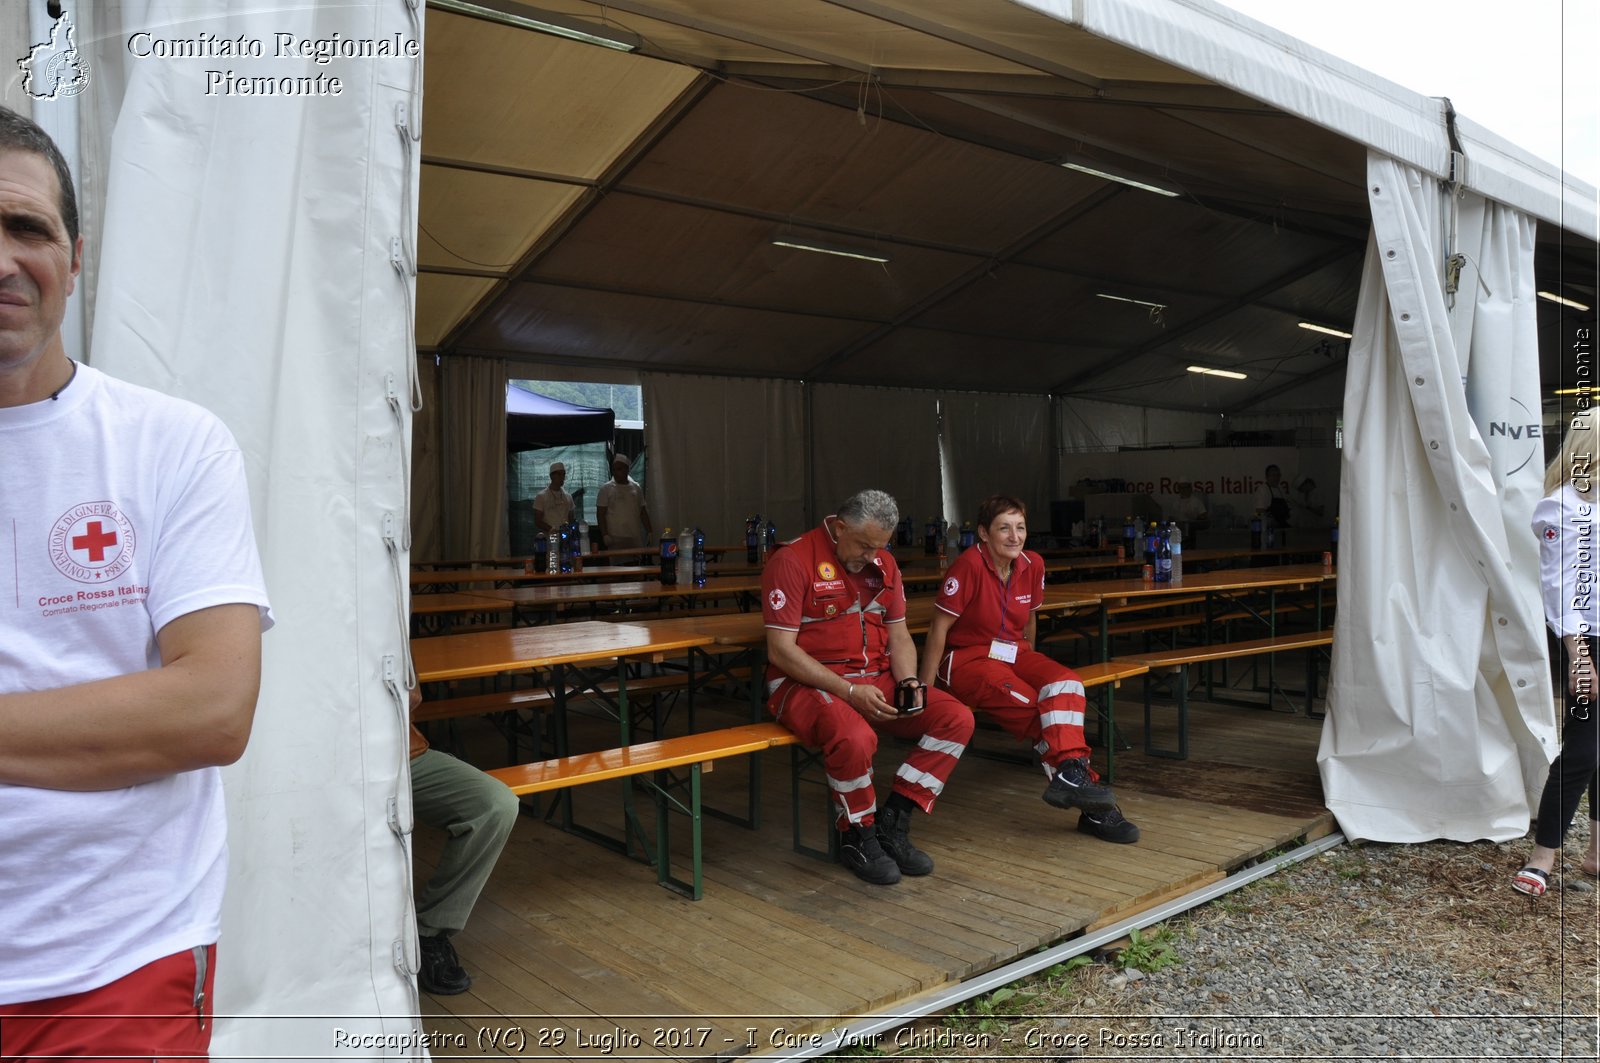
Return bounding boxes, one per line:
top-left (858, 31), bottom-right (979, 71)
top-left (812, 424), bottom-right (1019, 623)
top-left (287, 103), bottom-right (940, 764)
top-left (874, 805), bottom-right (934, 876)
top-left (1043, 758), bottom-right (1117, 813)
top-left (839, 825), bottom-right (901, 885)
top-left (418, 933), bottom-right (472, 995)
top-left (1078, 806), bottom-right (1140, 844)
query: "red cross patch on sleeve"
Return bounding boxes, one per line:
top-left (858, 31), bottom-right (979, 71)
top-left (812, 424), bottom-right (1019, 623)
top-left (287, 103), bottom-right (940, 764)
top-left (1544, 526), bottom-right (1559, 541)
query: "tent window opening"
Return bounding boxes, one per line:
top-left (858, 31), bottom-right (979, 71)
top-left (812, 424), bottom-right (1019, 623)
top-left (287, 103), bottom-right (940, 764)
top-left (505, 380), bottom-right (643, 554)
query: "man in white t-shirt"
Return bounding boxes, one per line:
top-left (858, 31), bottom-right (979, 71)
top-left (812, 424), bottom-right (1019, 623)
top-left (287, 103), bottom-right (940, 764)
top-left (596, 453), bottom-right (652, 550)
top-left (532, 461), bottom-right (574, 532)
top-left (0, 107), bottom-right (272, 1058)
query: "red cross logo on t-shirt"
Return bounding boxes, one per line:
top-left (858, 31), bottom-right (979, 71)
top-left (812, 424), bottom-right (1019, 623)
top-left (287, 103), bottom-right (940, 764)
top-left (1544, 526), bottom-right (1559, 542)
top-left (49, 502), bottom-right (137, 584)
top-left (72, 521), bottom-right (119, 561)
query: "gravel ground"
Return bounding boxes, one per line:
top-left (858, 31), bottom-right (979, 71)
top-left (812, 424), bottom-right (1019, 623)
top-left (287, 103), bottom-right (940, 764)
top-left (873, 829), bottom-right (1600, 1062)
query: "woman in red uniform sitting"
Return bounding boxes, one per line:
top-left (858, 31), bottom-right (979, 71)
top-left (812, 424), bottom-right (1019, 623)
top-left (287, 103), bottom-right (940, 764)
top-left (918, 495), bottom-right (1139, 844)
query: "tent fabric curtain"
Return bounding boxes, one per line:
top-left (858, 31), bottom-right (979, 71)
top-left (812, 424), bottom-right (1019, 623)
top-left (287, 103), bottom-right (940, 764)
top-left (641, 373), bottom-right (806, 543)
top-left (411, 354), bottom-right (444, 561)
top-left (78, 0), bottom-right (424, 1054)
top-left (811, 384), bottom-right (943, 528)
top-left (936, 391), bottom-right (1051, 523)
top-left (440, 356), bottom-right (509, 560)
top-left (1318, 153), bottom-right (1555, 843)
top-left (1053, 396), bottom-right (1218, 453)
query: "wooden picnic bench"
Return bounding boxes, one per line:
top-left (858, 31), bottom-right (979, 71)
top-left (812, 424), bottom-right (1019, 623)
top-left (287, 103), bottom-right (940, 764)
top-left (1113, 629), bottom-right (1334, 760)
top-left (485, 721), bottom-right (797, 900)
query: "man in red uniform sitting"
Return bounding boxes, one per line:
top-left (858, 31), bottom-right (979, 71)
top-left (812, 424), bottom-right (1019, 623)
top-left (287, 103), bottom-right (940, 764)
top-left (763, 489), bottom-right (975, 885)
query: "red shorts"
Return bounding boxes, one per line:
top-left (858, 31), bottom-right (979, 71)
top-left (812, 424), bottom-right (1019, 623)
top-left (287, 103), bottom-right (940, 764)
top-left (0, 945), bottom-right (216, 1062)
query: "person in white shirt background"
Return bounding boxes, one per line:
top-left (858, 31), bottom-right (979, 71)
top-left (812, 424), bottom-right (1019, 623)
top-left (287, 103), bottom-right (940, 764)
top-left (532, 461), bottom-right (574, 533)
top-left (596, 453), bottom-right (652, 551)
top-left (1514, 415), bottom-right (1600, 896)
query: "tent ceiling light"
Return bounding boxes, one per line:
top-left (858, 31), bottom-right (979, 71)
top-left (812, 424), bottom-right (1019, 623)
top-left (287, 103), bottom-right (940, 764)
top-left (428, 0), bottom-right (639, 51)
top-left (1061, 162), bottom-right (1179, 197)
top-left (1538, 290), bottom-right (1591, 311)
top-left (771, 237), bottom-right (890, 264)
top-left (1187, 365), bottom-right (1248, 380)
top-left (1552, 387), bottom-right (1597, 396)
top-left (1297, 321), bottom-right (1353, 339)
top-left (1096, 292), bottom-right (1167, 311)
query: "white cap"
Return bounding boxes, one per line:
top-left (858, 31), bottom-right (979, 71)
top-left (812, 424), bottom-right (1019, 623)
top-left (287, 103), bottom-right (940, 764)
top-left (611, 454), bottom-right (630, 468)
top-left (550, 461), bottom-right (565, 474)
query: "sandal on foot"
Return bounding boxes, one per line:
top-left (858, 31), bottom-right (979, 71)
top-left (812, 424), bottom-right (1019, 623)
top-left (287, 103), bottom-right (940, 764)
top-left (1511, 866), bottom-right (1549, 897)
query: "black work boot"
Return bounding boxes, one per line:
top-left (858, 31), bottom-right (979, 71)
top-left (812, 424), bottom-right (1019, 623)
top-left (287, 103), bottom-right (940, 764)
top-left (1078, 805), bottom-right (1141, 844)
top-left (418, 933), bottom-right (472, 995)
top-left (874, 804), bottom-right (934, 876)
top-left (839, 825), bottom-right (901, 884)
top-left (1043, 758), bottom-right (1117, 813)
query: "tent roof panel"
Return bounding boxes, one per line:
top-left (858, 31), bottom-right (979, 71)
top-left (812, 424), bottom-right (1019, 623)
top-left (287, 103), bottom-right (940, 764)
top-left (418, 169), bottom-right (585, 272)
top-left (416, 274), bottom-right (498, 348)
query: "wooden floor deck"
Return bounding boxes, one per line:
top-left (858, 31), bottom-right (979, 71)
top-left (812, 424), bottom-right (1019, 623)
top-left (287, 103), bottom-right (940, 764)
top-left (415, 689), bottom-right (1333, 1060)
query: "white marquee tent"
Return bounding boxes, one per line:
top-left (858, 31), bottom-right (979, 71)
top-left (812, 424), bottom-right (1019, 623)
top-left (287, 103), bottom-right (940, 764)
top-left (4, 0), bottom-right (1595, 1056)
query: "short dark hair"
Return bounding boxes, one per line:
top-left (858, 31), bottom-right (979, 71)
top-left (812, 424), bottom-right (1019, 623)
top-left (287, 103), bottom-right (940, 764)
top-left (975, 494), bottom-right (1026, 530)
top-left (0, 106), bottom-right (79, 247)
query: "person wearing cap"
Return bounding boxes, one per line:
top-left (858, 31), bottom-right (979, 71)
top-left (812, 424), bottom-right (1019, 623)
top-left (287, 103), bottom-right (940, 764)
top-left (596, 453), bottom-right (651, 551)
top-left (532, 461), bottom-right (574, 534)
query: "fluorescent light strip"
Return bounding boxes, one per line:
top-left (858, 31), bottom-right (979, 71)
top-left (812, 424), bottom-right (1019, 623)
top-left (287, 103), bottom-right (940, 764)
top-left (1061, 163), bottom-right (1179, 197)
top-left (1539, 290), bottom-right (1591, 311)
top-left (771, 238), bottom-right (890, 264)
top-left (1187, 365), bottom-right (1248, 380)
top-left (428, 0), bottom-right (638, 50)
top-left (1297, 321), bottom-right (1353, 339)
top-left (1552, 387), bottom-right (1598, 396)
top-left (1096, 292), bottom-right (1167, 310)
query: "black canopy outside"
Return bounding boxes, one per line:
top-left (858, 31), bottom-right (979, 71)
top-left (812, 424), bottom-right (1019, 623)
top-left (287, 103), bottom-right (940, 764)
top-left (505, 384), bottom-right (614, 451)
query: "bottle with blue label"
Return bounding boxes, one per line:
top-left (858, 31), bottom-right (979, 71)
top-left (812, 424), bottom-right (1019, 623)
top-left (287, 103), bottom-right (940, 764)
top-left (1249, 514), bottom-right (1263, 551)
top-left (1155, 526), bottom-right (1173, 582)
top-left (1144, 522), bottom-right (1159, 566)
top-left (746, 514), bottom-right (760, 564)
top-left (958, 522), bottom-right (975, 551)
top-left (925, 519), bottom-right (940, 556)
top-left (534, 531), bottom-right (549, 573)
top-left (660, 528), bottom-right (677, 584)
top-left (1123, 516), bottom-right (1137, 559)
top-left (556, 522), bottom-right (573, 573)
top-left (765, 520), bottom-right (777, 554)
top-left (897, 517), bottom-right (913, 548)
top-left (692, 527), bottom-right (707, 587)
top-left (1168, 522), bottom-right (1183, 581)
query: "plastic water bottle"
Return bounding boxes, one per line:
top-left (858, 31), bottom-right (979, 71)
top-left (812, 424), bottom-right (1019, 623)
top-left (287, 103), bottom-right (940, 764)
top-left (746, 514), bottom-right (760, 564)
top-left (556, 522), bottom-right (573, 573)
top-left (897, 517), bottom-right (914, 548)
top-left (1169, 522), bottom-right (1183, 581)
top-left (676, 528), bottom-right (694, 586)
top-left (959, 522), bottom-right (975, 551)
top-left (577, 521), bottom-right (590, 556)
top-left (924, 519), bottom-right (940, 556)
top-left (534, 531), bottom-right (549, 573)
top-left (692, 528), bottom-right (707, 587)
top-left (1144, 522), bottom-right (1159, 566)
top-left (659, 528), bottom-right (677, 584)
top-left (1249, 514), bottom-right (1263, 551)
top-left (1087, 518), bottom-right (1101, 550)
top-left (1123, 516), bottom-right (1137, 560)
top-left (1264, 522), bottom-right (1277, 549)
top-left (1155, 526), bottom-right (1173, 583)
top-left (764, 520), bottom-right (777, 555)
top-left (546, 527), bottom-right (559, 574)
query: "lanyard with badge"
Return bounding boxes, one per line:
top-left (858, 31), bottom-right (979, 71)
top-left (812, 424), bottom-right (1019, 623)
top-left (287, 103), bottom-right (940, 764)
top-left (988, 562), bottom-right (1018, 664)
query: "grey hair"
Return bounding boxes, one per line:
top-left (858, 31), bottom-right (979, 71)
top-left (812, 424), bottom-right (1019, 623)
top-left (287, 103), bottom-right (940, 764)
top-left (837, 489), bottom-right (899, 532)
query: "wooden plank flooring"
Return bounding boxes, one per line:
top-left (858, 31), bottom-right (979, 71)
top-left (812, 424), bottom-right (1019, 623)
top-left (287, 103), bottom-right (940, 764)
top-left (413, 690), bottom-right (1331, 1060)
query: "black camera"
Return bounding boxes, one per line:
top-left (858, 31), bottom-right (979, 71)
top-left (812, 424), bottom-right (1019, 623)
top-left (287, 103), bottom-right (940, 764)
top-left (894, 678), bottom-right (924, 714)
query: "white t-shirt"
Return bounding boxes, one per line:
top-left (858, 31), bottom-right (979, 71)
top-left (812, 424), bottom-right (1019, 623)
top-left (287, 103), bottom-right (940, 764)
top-left (0, 364), bottom-right (273, 1004)
top-left (1532, 483), bottom-right (1599, 639)
top-left (597, 477), bottom-right (647, 542)
top-left (533, 485), bottom-right (573, 528)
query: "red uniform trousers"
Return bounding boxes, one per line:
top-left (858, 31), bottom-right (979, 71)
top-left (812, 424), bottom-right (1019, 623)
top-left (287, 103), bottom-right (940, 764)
top-left (768, 673), bottom-right (973, 830)
top-left (0, 944), bottom-right (216, 1062)
top-left (941, 644), bottom-right (1098, 780)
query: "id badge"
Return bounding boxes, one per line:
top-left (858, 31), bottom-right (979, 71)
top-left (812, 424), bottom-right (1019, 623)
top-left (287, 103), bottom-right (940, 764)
top-left (988, 639), bottom-right (1018, 664)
